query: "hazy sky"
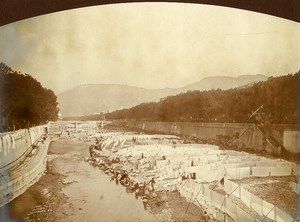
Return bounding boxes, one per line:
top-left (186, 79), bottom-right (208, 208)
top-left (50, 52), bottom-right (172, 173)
top-left (0, 3), bottom-right (299, 94)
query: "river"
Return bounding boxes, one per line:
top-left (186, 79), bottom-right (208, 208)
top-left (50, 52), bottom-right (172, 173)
top-left (1, 132), bottom-right (158, 222)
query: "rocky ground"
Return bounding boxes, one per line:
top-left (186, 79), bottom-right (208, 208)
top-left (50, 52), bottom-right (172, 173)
top-left (3, 130), bottom-right (209, 222)
top-left (235, 176), bottom-right (300, 219)
top-left (7, 138), bottom-right (80, 222)
top-left (4, 125), bottom-right (298, 222)
top-left (147, 190), bottom-right (208, 222)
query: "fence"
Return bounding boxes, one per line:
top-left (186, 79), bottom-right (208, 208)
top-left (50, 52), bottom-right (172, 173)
top-left (177, 178), bottom-right (296, 222)
top-left (183, 164), bottom-right (293, 183)
top-left (178, 180), bottom-right (255, 222)
top-left (224, 178), bottom-right (295, 222)
top-left (291, 182), bottom-right (300, 194)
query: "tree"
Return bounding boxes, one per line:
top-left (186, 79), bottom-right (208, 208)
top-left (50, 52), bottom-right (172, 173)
top-left (0, 63), bottom-right (58, 131)
top-left (106, 71), bottom-right (299, 124)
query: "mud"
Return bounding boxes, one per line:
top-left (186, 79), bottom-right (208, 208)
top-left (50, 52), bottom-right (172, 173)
top-left (1, 133), bottom-right (157, 222)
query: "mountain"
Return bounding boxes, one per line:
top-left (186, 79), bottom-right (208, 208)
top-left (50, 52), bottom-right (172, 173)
top-left (57, 84), bottom-right (176, 117)
top-left (57, 74), bottom-right (267, 117)
top-left (181, 74), bottom-right (268, 91)
top-left (106, 73), bottom-right (298, 124)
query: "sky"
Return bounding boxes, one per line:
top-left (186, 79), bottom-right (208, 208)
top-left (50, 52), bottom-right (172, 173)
top-left (0, 3), bottom-right (300, 94)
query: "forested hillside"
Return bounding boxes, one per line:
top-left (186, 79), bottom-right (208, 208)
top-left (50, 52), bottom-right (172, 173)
top-left (0, 63), bottom-right (58, 131)
top-left (57, 75), bottom-right (266, 117)
top-left (107, 72), bottom-right (299, 124)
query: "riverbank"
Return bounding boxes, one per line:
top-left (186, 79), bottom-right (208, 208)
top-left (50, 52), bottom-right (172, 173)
top-left (87, 125), bottom-right (299, 221)
top-left (2, 131), bottom-right (160, 221)
top-left (3, 123), bottom-right (298, 221)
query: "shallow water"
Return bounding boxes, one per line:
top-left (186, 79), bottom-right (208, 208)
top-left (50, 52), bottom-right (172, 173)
top-left (60, 153), bottom-right (157, 222)
top-left (2, 136), bottom-right (157, 222)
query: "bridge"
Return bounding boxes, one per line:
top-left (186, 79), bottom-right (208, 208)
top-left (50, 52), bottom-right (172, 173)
top-left (48, 120), bottom-right (111, 133)
top-left (0, 120), bottom-right (299, 208)
top-left (0, 120), bottom-right (111, 207)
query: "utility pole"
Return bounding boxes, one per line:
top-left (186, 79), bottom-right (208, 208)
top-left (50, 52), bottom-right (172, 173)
top-left (249, 105), bottom-right (263, 120)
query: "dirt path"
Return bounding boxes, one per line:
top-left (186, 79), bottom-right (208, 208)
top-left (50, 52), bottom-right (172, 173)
top-left (3, 133), bottom-right (157, 222)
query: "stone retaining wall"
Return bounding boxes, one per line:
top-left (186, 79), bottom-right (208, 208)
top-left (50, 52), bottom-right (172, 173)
top-left (0, 125), bottom-right (49, 207)
top-left (0, 125), bottom-right (47, 169)
top-left (122, 120), bottom-right (298, 154)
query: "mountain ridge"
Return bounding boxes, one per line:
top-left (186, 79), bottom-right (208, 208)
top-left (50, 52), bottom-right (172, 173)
top-left (57, 74), bottom-right (268, 117)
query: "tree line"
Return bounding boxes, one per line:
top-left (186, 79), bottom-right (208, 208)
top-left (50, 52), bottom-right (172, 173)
top-left (0, 62), bottom-right (58, 132)
top-left (107, 71), bottom-right (299, 124)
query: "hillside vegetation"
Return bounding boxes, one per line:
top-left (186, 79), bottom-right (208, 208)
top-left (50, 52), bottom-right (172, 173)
top-left (0, 63), bottom-right (58, 131)
top-left (57, 75), bottom-right (267, 117)
top-left (107, 72), bottom-right (299, 124)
